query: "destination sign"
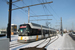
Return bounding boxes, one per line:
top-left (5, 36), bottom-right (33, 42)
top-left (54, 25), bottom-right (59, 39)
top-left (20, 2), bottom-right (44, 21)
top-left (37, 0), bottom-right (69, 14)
top-left (20, 26), bottom-right (26, 28)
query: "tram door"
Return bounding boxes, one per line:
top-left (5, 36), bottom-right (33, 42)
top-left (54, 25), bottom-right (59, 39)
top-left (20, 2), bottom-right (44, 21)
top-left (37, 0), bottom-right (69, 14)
top-left (48, 30), bottom-right (50, 37)
top-left (43, 30), bottom-right (46, 38)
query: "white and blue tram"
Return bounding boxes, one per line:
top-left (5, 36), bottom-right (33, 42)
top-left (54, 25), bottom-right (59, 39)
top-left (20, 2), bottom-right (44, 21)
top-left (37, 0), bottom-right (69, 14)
top-left (18, 23), bottom-right (56, 42)
top-left (0, 31), bottom-right (7, 37)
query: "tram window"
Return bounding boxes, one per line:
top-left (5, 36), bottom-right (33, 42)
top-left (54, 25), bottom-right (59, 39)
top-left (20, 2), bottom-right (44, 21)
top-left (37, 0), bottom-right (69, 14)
top-left (31, 29), bottom-right (40, 35)
top-left (33, 29), bottom-right (37, 35)
top-left (14, 29), bottom-right (17, 31)
top-left (50, 31), bottom-right (52, 33)
top-left (26, 28), bottom-right (29, 31)
top-left (47, 30), bottom-right (49, 34)
top-left (46, 30), bottom-right (47, 34)
top-left (38, 29), bottom-right (41, 35)
top-left (30, 29), bottom-right (42, 35)
top-left (26, 25), bottom-right (29, 31)
top-left (31, 29), bottom-right (35, 35)
top-left (37, 30), bottom-right (39, 33)
top-left (43, 30), bottom-right (46, 33)
top-left (26, 25), bottom-right (31, 33)
top-left (1, 31), bottom-right (6, 33)
top-left (19, 28), bottom-right (26, 33)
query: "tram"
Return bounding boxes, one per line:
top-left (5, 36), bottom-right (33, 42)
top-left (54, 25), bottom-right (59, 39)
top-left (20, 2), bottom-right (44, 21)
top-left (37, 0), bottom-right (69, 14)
top-left (11, 24), bottom-right (17, 35)
top-left (0, 31), bottom-right (7, 37)
top-left (18, 23), bottom-right (56, 42)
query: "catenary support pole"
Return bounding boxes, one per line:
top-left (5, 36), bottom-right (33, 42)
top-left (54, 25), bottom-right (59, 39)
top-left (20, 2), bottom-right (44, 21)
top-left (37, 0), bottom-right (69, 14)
top-left (7, 0), bottom-right (12, 41)
top-left (28, 7), bottom-right (30, 23)
top-left (60, 17), bottom-right (63, 36)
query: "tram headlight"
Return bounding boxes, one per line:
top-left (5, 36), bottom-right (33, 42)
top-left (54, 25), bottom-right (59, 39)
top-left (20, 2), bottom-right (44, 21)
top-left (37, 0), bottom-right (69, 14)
top-left (18, 37), bottom-right (21, 40)
top-left (23, 37), bottom-right (25, 39)
top-left (22, 37), bottom-right (26, 40)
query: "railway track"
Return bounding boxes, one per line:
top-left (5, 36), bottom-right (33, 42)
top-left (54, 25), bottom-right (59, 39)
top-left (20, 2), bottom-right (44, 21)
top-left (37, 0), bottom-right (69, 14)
top-left (34, 36), bottom-right (56, 48)
top-left (10, 42), bottom-right (27, 48)
top-left (19, 35), bottom-right (59, 50)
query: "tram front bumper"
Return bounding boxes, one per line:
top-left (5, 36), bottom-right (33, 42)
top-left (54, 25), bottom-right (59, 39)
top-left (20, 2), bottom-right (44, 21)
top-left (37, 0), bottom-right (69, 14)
top-left (17, 40), bottom-right (30, 43)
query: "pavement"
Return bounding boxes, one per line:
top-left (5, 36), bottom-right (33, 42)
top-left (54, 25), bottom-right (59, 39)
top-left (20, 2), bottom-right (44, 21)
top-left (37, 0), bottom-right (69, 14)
top-left (61, 33), bottom-right (75, 50)
top-left (47, 33), bottom-right (75, 50)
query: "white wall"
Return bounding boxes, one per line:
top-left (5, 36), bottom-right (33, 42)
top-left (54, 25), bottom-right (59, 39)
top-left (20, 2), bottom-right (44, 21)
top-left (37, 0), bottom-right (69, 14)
top-left (0, 38), bottom-right (9, 50)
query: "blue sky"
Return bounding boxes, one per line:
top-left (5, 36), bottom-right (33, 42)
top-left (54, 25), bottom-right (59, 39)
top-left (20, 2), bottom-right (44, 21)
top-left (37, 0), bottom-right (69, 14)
top-left (0, 0), bottom-right (75, 30)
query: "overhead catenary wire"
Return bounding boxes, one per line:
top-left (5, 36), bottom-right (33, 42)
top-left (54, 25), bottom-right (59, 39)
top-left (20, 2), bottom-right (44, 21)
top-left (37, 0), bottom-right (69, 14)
top-left (20, 0), bottom-right (53, 23)
top-left (6, 0), bottom-right (28, 24)
top-left (22, 0), bottom-right (37, 23)
top-left (37, 0), bottom-right (50, 23)
top-left (45, 0), bottom-right (60, 18)
top-left (30, 19), bottom-right (52, 21)
top-left (37, 0), bottom-right (57, 26)
top-left (38, 0), bottom-right (57, 21)
top-left (6, 0), bottom-right (28, 16)
top-left (11, 0), bottom-right (21, 3)
top-left (22, 0), bottom-right (37, 22)
top-left (7, 0), bottom-right (54, 23)
top-left (7, 0), bottom-right (36, 16)
top-left (42, 0), bottom-right (49, 23)
top-left (22, 0), bottom-right (37, 15)
top-left (12, 4), bottom-right (28, 15)
top-left (11, 4), bottom-right (28, 24)
top-left (42, 0), bottom-right (52, 15)
top-left (21, 1), bottom-right (36, 15)
top-left (29, 0), bottom-right (39, 23)
top-left (30, 15), bottom-right (53, 17)
top-left (37, 0), bottom-right (47, 15)
top-left (12, 1), bottom-right (53, 10)
top-left (39, 0), bottom-right (57, 21)
top-left (12, 1), bottom-right (37, 23)
top-left (38, 0), bottom-right (46, 23)
top-left (49, 5), bottom-right (60, 18)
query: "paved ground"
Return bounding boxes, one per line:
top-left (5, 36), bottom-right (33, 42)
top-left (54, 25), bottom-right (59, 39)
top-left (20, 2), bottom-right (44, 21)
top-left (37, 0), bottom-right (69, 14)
top-left (61, 33), bottom-right (75, 50)
top-left (47, 33), bottom-right (75, 50)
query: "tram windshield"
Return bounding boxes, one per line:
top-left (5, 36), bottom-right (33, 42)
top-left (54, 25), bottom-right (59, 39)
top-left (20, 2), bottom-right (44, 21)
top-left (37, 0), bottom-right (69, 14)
top-left (19, 28), bottom-right (28, 36)
top-left (0, 31), bottom-right (7, 34)
top-left (18, 25), bottom-right (30, 36)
